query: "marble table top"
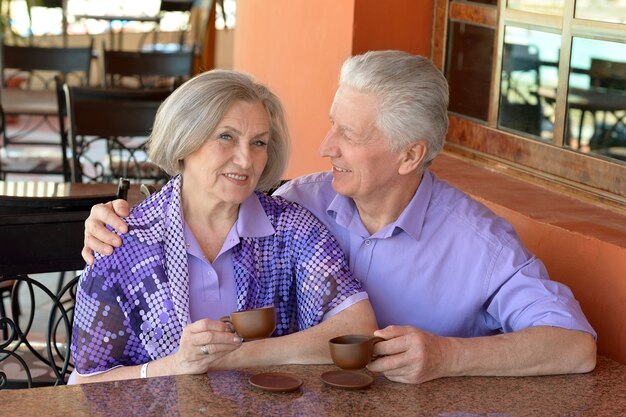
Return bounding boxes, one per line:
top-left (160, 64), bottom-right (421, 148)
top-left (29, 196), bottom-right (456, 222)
top-left (2, 356), bottom-right (625, 416)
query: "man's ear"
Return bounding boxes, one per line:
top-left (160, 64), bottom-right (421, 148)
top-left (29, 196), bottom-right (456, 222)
top-left (398, 141), bottom-right (427, 175)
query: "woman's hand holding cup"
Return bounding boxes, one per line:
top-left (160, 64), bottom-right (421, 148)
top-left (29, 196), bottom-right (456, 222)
top-left (174, 318), bottom-right (243, 375)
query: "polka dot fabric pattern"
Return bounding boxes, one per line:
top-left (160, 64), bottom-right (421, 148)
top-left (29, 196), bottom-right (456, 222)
top-left (234, 192), bottom-right (361, 335)
top-left (71, 175), bottom-right (365, 375)
top-left (72, 177), bottom-right (185, 375)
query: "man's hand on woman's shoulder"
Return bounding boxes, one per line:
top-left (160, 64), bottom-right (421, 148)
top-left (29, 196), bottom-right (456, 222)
top-left (82, 199), bottom-right (132, 265)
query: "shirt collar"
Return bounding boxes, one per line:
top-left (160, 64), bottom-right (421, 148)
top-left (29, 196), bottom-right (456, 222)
top-left (237, 192), bottom-right (275, 238)
top-left (326, 170), bottom-right (434, 240)
top-left (391, 170), bottom-right (433, 240)
top-left (182, 192), bottom-right (275, 259)
top-left (327, 192), bottom-right (370, 237)
top-left (183, 222), bottom-right (204, 259)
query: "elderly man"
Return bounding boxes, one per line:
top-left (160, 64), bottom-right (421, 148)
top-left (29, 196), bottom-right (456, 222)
top-left (83, 51), bottom-right (596, 384)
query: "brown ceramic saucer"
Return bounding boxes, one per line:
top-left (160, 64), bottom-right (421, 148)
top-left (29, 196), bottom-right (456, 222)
top-left (249, 372), bottom-right (303, 393)
top-left (320, 370), bottom-right (374, 390)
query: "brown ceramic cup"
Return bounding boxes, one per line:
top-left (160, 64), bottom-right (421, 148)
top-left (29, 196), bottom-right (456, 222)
top-left (328, 334), bottom-right (384, 369)
top-left (220, 305), bottom-right (276, 340)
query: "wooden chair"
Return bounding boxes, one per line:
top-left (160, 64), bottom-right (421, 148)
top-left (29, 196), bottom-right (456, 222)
top-left (0, 41), bottom-right (93, 180)
top-left (63, 84), bottom-right (172, 183)
top-left (590, 59), bottom-right (626, 91)
top-left (102, 47), bottom-right (194, 90)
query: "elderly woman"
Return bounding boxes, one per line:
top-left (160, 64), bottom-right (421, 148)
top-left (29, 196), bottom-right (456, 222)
top-left (71, 70), bottom-right (377, 383)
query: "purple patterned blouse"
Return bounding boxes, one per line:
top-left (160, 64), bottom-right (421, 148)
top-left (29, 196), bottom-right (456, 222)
top-left (71, 175), bottom-right (366, 375)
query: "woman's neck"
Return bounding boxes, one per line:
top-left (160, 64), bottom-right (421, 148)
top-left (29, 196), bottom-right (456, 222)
top-left (181, 180), bottom-right (240, 262)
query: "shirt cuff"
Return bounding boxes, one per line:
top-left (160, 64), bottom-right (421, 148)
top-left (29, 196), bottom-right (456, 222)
top-left (70, 364), bottom-right (124, 383)
top-left (322, 291), bottom-right (369, 321)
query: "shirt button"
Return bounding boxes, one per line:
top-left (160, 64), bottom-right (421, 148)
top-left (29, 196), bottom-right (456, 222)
top-left (364, 239), bottom-right (371, 245)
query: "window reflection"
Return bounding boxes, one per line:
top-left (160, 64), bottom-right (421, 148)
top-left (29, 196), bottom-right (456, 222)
top-left (507, 0), bottom-right (563, 15)
top-left (566, 38), bottom-right (626, 162)
top-left (498, 27), bottom-right (560, 140)
top-left (575, 0), bottom-right (626, 24)
top-left (457, 0), bottom-right (497, 5)
top-left (446, 21), bottom-right (494, 122)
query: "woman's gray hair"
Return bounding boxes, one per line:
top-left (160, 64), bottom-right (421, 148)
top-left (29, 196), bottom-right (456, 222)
top-left (148, 69), bottom-right (289, 191)
top-left (339, 50), bottom-right (449, 168)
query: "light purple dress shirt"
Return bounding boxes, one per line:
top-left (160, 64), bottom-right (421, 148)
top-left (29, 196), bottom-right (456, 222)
top-left (275, 170), bottom-right (596, 338)
top-left (184, 221), bottom-right (238, 321)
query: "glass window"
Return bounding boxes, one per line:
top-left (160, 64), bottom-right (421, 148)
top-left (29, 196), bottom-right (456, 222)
top-left (446, 21), bottom-right (495, 122)
top-left (499, 27), bottom-right (561, 141)
top-left (437, 0), bottom-right (626, 200)
top-left (457, 0), bottom-right (497, 5)
top-left (566, 38), bottom-right (626, 161)
top-left (575, 0), bottom-right (626, 24)
top-left (7, 0), bottom-right (224, 38)
top-left (507, 0), bottom-right (564, 15)
top-left (216, 0), bottom-right (237, 29)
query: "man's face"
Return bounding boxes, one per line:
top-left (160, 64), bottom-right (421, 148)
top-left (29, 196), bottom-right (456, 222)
top-left (319, 86), bottom-right (404, 205)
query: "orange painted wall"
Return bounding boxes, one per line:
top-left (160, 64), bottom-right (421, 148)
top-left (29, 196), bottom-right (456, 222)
top-left (234, 0), bottom-right (355, 179)
top-left (352, 0), bottom-right (433, 56)
top-left (234, 0), bottom-right (434, 179)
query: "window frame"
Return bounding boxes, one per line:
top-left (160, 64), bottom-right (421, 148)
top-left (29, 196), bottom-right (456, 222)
top-left (433, 0), bottom-right (626, 206)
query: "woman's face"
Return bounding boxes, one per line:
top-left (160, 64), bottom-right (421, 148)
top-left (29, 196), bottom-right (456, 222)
top-left (182, 100), bottom-right (271, 208)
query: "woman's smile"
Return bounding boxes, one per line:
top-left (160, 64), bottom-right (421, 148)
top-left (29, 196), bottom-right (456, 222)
top-left (182, 100), bottom-right (271, 209)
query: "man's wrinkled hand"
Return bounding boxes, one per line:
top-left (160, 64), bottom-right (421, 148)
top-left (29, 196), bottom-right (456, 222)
top-left (367, 325), bottom-right (450, 384)
top-left (82, 199), bottom-right (131, 264)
